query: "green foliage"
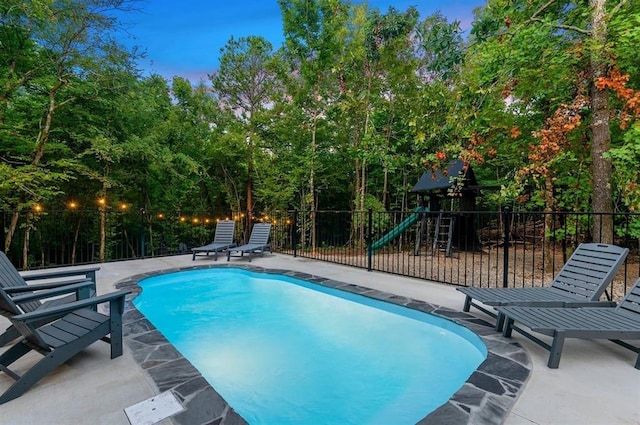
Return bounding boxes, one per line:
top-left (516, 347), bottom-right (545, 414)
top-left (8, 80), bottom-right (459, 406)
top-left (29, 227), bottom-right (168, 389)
top-left (3, 0), bottom-right (640, 257)
top-left (606, 124), bottom-right (640, 214)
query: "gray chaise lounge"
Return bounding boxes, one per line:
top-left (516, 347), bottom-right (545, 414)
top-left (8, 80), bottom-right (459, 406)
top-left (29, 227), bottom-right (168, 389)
top-left (497, 277), bottom-right (640, 369)
top-left (227, 222), bottom-right (272, 262)
top-left (457, 243), bottom-right (628, 329)
top-left (0, 284), bottom-right (129, 404)
top-left (192, 220), bottom-right (237, 261)
top-left (0, 251), bottom-right (99, 346)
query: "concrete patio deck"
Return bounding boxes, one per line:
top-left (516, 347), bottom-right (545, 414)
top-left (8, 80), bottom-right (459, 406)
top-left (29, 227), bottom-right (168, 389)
top-left (1, 253), bottom-right (638, 424)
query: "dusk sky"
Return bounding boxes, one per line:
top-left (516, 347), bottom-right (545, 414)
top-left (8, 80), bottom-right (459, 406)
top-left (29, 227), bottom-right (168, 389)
top-left (115, 1), bottom-right (487, 82)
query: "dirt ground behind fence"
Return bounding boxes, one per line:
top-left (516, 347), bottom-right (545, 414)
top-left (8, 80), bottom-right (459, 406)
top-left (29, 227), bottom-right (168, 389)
top-left (290, 244), bottom-right (638, 302)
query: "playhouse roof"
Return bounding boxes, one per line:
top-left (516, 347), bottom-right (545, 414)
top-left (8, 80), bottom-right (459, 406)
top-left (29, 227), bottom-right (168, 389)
top-left (410, 160), bottom-right (477, 194)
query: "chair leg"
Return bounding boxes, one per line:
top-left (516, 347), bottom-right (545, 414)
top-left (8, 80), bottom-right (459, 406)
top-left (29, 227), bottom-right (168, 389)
top-left (496, 313), bottom-right (506, 332)
top-left (0, 326), bottom-right (21, 347)
top-left (462, 295), bottom-right (472, 312)
top-left (502, 317), bottom-right (514, 338)
top-left (109, 299), bottom-right (125, 359)
top-left (0, 346), bottom-right (74, 405)
top-left (0, 341), bottom-right (31, 371)
top-left (547, 332), bottom-right (566, 369)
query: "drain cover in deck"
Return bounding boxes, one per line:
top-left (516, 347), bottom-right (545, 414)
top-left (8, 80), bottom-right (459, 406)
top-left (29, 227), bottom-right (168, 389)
top-left (124, 391), bottom-right (184, 425)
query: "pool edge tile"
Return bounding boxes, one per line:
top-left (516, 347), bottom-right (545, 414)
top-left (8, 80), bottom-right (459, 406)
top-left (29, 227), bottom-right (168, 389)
top-left (116, 264), bottom-right (532, 425)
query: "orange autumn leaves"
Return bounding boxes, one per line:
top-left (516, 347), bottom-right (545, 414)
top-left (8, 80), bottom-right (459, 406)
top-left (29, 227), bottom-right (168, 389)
top-left (518, 94), bottom-right (588, 182)
top-left (425, 68), bottom-right (639, 192)
top-left (595, 68), bottom-right (640, 129)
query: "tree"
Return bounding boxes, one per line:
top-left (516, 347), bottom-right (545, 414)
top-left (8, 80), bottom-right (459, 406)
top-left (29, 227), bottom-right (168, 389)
top-left (279, 0), bottom-right (348, 249)
top-left (0, 0), bottom-right (137, 262)
top-left (461, 0), bottom-right (638, 242)
top-left (210, 36), bottom-right (279, 238)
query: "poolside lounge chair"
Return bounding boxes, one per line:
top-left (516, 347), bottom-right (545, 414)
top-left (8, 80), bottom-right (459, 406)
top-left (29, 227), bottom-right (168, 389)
top-left (0, 251), bottom-right (99, 346)
top-left (227, 222), bottom-right (272, 262)
top-left (497, 277), bottom-right (640, 369)
top-left (457, 243), bottom-right (629, 329)
top-left (192, 220), bottom-right (237, 261)
top-left (0, 283), bottom-right (129, 404)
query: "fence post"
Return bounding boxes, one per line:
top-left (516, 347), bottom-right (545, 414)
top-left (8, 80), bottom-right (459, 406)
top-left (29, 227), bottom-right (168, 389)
top-left (502, 206), bottom-right (511, 288)
top-left (367, 208), bottom-right (373, 272)
top-left (293, 210), bottom-right (298, 258)
top-left (140, 208), bottom-right (146, 259)
top-left (0, 210), bottom-right (4, 251)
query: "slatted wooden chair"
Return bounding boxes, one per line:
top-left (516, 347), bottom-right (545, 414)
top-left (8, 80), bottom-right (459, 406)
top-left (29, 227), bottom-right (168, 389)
top-left (192, 220), bottom-right (237, 261)
top-left (497, 277), bottom-right (640, 369)
top-left (227, 222), bottom-right (272, 262)
top-left (0, 284), bottom-right (129, 404)
top-left (0, 251), bottom-right (99, 346)
top-left (457, 243), bottom-right (629, 330)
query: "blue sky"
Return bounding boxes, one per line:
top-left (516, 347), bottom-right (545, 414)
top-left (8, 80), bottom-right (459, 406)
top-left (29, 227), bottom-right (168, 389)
top-left (116, 1), bottom-right (486, 82)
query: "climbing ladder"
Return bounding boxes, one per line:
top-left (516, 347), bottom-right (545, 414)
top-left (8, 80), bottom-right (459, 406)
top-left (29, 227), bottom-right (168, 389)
top-left (432, 212), bottom-right (455, 257)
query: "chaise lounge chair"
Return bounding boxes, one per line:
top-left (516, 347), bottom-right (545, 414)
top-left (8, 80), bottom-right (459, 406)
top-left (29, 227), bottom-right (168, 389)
top-left (192, 220), bottom-right (237, 261)
top-left (227, 222), bottom-right (272, 262)
top-left (0, 251), bottom-right (99, 346)
top-left (497, 277), bottom-right (640, 369)
top-left (0, 283), bottom-right (129, 404)
top-left (457, 243), bottom-right (629, 329)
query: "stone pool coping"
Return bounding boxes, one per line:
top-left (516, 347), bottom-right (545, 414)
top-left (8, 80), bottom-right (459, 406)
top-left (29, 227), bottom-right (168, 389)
top-left (115, 264), bottom-right (532, 425)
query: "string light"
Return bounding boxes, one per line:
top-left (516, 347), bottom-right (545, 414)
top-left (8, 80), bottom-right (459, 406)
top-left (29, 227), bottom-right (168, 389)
top-left (68, 201), bottom-right (78, 210)
top-left (33, 204), bottom-right (43, 212)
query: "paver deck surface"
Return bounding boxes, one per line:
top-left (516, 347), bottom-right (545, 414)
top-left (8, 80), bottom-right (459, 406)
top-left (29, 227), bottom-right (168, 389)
top-left (1, 254), bottom-right (638, 424)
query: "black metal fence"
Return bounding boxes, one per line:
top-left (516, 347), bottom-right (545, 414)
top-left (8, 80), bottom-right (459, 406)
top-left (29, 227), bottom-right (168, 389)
top-left (2, 208), bottom-right (639, 301)
top-left (1, 209), bottom-right (239, 268)
top-left (270, 209), bottom-right (640, 302)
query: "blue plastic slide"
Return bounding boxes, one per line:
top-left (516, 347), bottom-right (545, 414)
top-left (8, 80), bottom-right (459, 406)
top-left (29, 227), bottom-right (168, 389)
top-left (370, 207), bottom-right (426, 252)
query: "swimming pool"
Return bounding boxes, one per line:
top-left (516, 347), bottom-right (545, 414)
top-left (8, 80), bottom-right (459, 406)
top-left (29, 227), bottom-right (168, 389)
top-left (134, 268), bottom-right (487, 424)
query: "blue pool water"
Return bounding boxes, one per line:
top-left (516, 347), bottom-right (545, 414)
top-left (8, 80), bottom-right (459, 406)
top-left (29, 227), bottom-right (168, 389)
top-left (134, 269), bottom-right (487, 425)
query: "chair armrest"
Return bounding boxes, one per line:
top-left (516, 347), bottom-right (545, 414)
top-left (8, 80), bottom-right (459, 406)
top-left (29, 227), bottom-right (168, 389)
top-left (565, 300), bottom-right (617, 308)
top-left (22, 266), bottom-right (100, 283)
top-left (4, 277), bottom-right (95, 293)
top-left (13, 290), bottom-right (130, 323)
top-left (8, 280), bottom-right (95, 304)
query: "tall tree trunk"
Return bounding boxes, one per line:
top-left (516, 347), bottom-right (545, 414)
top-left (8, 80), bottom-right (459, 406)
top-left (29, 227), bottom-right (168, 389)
top-left (246, 130), bottom-right (254, 244)
top-left (99, 204), bottom-right (106, 262)
top-left (71, 216), bottom-right (81, 265)
top-left (5, 211), bottom-right (20, 252)
top-left (590, 0), bottom-right (613, 243)
top-left (22, 215), bottom-right (31, 270)
top-left (543, 175), bottom-right (555, 272)
top-left (5, 81), bottom-right (64, 254)
top-left (99, 178), bottom-right (109, 262)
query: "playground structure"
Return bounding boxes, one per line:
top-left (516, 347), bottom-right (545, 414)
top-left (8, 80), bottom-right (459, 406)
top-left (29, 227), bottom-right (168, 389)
top-left (369, 207), bottom-right (426, 252)
top-left (371, 160), bottom-right (481, 256)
